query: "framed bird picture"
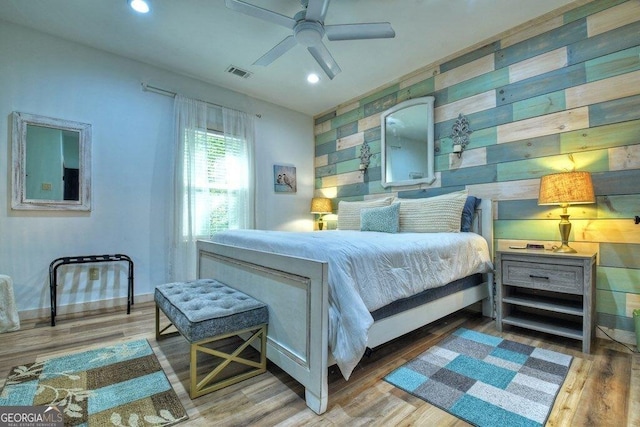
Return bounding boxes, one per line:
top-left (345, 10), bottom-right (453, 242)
top-left (274, 164), bottom-right (297, 193)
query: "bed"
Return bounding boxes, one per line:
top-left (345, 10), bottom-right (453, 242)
top-left (196, 195), bottom-right (494, 414)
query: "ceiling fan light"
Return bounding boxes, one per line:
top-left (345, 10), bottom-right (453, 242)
top-left (129, 0), bottom-right (150, 14)
top-left (295, 21), bottom-right (323, 47)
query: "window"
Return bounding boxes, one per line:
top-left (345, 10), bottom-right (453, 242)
top-left (188, 128), bottom-right (249, 238)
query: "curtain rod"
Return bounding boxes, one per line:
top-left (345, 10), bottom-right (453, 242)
top-left (141, 82), bottom-right (261, 118)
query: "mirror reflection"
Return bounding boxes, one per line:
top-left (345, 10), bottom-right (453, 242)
top-left (25, 125), bottom-right (80, 201)
top-left (381, 96), bottom-right (435, 187)
top-left (12, 112), bottom-right (91, 211)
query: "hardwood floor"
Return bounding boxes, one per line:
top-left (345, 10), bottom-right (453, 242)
top-left (1, 302), bottom-right (638, 426)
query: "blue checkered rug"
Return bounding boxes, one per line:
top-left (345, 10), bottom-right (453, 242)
top-left (384, 328), bottom-right (572, 427)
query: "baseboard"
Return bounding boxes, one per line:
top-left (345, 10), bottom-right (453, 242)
top-left (596, 326), bottom-right (637, 346)
top-left (18, 293), bottom-right (154, 321)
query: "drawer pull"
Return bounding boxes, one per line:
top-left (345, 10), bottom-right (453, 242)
top-left (529, 275), bottom-right (549, 280)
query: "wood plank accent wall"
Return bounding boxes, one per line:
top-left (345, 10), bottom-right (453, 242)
top-left (313, 0), bottom-right (640, 344)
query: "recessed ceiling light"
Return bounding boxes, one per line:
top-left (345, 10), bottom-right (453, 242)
top-left (307, 73), bottom-right (320, 84)
top-left (129, 0), bottom-right (150, 14)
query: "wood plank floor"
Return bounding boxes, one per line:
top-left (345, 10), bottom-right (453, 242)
top-left (1, 302), bottom-right (638, 426)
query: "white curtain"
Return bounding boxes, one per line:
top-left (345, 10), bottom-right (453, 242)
top-left (170, 95), bottom-right (255, 281)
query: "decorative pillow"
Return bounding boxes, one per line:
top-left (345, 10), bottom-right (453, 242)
top-left (395, 189), bottom-right (469, 233)
top-left (461, 196), bottom-right (481, 232)
top-left (337, 197), bottom-right (393, 230)
top-left (360, 203), bottom-right (400, 233)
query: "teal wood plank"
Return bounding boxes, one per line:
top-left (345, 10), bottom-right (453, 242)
top-left (438, 68), bottom-right (509, 105)
top-left (315, 128), bottom-right (336, 146)
top-left (512, 91), bottom-right (566, 121)
top-left (495, 19), bottom-right (587, 69)
top-left (597, 195), bottom-right (640, 219)
top-left (315, 164), bottom-right (336, 178)
top-left (315, 177), bottom-right (322, 189)
top-left (593, 170), bottom-right (640, 195)
top-left (315, 110), bottom-right (335, 126)
top-left (331, 107), bottom-right (363, 130)
top-left (561, 119), bottom-right (640, 153)
top-left (336, 158), bottom-right (362, 174)
top-left (596, 312), bottom-right (635, 332)
top-left (337, 182), bottom-right (370, 198)
top-left (441, 164), bottom-right (497, 186)
top-left (564, 0), bottom-right (628, 24)
top-left (367, 181), bottom-right (392, 195)
top-left (328, 146), bottom-right (357, 164)
top-left (397, 186), bottom-right (466, 199)
top-left (364, 126), bottom-right (381, 143)
top-left (600, 243), bottom-right (640, 268)
top-left (441, 41), bottom-right (500, 73)
top-left (589, 93), bottom-right (640, 127)
top-left (365, 166), bottom-right (381, 182)
top-left (435, 104), bottom-right (512, 140)
top-left (494, 219), bottom-right (560, 240)
top-left (597, 266), bottom-right (640, 293)
top-left (337, 121), bottom-right (359, 139)
top-left (363, 91), bottom-right (398, 117)
top-left (315, 140), bottom-right (336, 156)
top-left (595, 289), bottom-right (627, 317)
top-left (568, 21), bottom-right (640, 65)
top-left (397, 79), bottom-right (435, 104)
top-left (496, 150), bottom-right (610, 181)
top-left (360, 84), bottom-right (400, 108)
top-left (497, 63), bottom-right (586, 106)
top-left (435, 153), bottom-right (449, 172)
top-left (487, 134), bottom-right (561, 164)
top-left (586, 46), bottom-right (640, 82)
top-left (368, 140), bottom-right (381, 156)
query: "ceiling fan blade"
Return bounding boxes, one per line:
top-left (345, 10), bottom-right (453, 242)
top-left (253, 35), bottom-right (298, 66)
top-left (325, 23), bottom-right (395, 41)
top-left (225, 0), bottom-right (296, 30)
top-left (307, 42), bottom-right (341, 80)
top-left (305, 0), bottom-right (330, 22)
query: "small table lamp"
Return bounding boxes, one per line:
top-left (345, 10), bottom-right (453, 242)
top-left (538, 171), bottom-right (595, 253)
top-left (310, 197), bottom-right (332, 230)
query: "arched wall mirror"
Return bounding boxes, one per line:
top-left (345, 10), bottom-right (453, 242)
top-left (11, 111), bottom-right (91, 211)
top-left (380, 96), bottom-right (435, 188)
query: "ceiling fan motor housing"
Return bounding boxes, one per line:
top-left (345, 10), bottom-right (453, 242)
top-left (294, 21), bottom-right (324, 47)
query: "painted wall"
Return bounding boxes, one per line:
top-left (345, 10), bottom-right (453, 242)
top-left (314, 0), bottom-right (640, 344)
top-left (0, 21), bottom-right (314, 318)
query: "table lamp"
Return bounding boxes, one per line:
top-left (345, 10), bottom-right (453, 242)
top-left (538, 171), bottom-right (595, 253)
top-left (310, 197), bottom-right (332, 230)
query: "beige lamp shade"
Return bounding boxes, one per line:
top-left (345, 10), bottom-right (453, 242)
top-left (310, 197), bottom-right (332, 214)
top-left (538, 171), bottom-right (595, 253)
top-left (538, 171), bottom-right (595, 206)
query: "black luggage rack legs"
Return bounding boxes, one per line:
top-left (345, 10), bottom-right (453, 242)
top-left (49, 254), bottom-right (134, 326)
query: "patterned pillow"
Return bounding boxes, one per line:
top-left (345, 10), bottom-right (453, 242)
top-left (337, 197), bottom-right (393, 230)
top-left (395, 189), bottom-right (469, 233)
top-left (360, 203), bottom-right (400, 233)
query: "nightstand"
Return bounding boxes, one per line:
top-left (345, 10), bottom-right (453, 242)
top-left (495, 249), bottom-right (597, 353)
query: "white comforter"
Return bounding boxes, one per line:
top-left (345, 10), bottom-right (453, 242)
top-left (211, 230), bottom-right (492, 379)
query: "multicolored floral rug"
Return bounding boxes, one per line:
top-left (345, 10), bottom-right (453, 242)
top-left (0, 339), bottom-right (188, 426)
top-left (385, 328), bottom-right (572, 427)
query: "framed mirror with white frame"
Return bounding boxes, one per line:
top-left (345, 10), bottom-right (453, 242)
top-left (11, 111), bottom-right (92, 211)
top-left (380, 96), bottom-right (435, 187)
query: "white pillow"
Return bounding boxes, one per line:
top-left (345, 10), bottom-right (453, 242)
top-left (395, 189), bottom-right (468, 233)
top-left (337, 197), bottom-right (393, 230)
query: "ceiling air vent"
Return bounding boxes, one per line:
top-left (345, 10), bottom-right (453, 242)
top-left (226, 65), bottom-right (252, 79)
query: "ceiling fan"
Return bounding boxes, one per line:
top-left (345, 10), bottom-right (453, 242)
top-left (225, 0), bottom-right (395, 80)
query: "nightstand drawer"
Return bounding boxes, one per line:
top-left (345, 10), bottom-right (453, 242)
top-left (502, 260), bottom-right (583, 294)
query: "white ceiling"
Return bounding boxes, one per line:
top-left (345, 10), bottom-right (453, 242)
top-left (0, 0), bottom-right (576, 116)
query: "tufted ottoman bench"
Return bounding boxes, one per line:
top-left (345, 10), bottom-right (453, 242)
top-left (154, 279), bottom-right (268, 398)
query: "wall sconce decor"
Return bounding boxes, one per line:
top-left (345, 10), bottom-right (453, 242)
top-left (359, 141), bottom-right (372, 172)
top-left (310, 197), bottom-right (332, 230)
top-left (538, 171), bottom-right (595, 253)
top-left (450, 113), bottom-right (472, 158)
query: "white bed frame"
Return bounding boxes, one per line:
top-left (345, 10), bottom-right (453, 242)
top-left (196, 199), bottom-right (494, 414)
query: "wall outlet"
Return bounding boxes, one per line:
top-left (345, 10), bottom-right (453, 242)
top-left (89, 267), bottom-right (99, 280)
